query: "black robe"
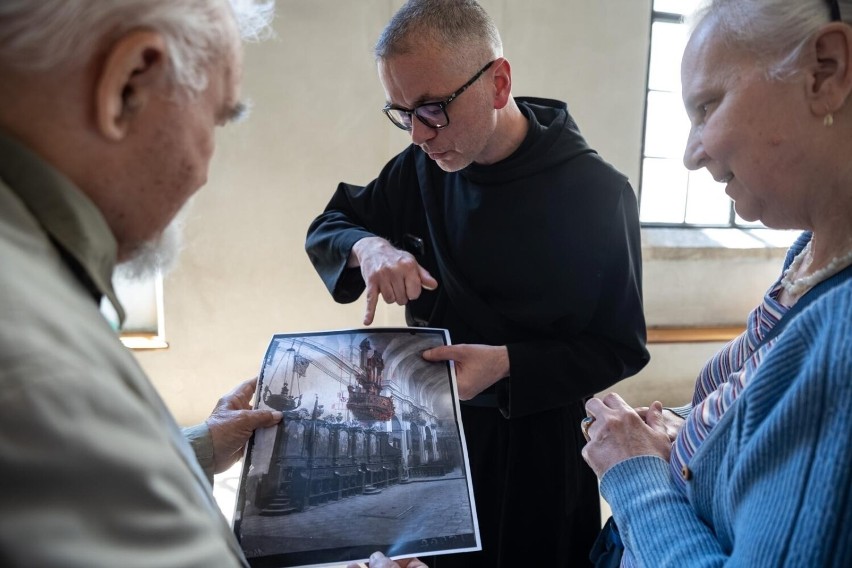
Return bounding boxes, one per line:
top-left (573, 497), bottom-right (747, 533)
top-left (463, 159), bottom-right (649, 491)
top-left (305, 97), bottom-right (649, 567)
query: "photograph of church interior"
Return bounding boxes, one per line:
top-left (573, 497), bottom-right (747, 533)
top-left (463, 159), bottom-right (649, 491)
top-left (104, 0), bottom-right (813, 566)
top-left (233, 329), bottom-right (477, 564)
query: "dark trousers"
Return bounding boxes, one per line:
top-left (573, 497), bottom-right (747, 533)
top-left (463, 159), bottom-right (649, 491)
top-left (430, 402), bottom-right (600, 568)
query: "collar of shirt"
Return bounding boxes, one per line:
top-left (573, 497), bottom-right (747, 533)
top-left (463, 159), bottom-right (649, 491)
top-left (0, 129), bottom-right (125, 325)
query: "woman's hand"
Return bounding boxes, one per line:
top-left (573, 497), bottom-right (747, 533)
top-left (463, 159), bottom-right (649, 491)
top-left (581, 394), bottom-right (673, 478)
top-left (635, 405), bottom-right (686, 443)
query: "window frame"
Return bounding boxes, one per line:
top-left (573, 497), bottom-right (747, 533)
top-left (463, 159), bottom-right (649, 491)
top-left (638, 7), bottom-right (763, 229)
top-left (103, 271), bottom-right (169, 351)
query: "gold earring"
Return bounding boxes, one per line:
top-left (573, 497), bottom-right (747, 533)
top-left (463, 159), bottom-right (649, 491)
top-left (824, 113), bottom-right (834, 127)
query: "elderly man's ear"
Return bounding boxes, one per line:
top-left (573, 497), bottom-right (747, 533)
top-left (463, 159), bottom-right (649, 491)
top-left (95, 30), bottom-right (169, 141)
top-left (807, 22), bottom-right (852, 116)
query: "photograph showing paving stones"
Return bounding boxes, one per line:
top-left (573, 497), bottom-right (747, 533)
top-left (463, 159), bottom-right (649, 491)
top-left (234, 328), bottom-right (480, 567)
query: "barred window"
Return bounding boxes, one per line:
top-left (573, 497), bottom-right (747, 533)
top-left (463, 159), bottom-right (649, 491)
top-left (102, 272), bottom-right (168, 350)
top-left (639, 0), bottom-right (762, 228)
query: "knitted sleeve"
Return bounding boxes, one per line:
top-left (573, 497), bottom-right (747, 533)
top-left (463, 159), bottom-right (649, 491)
top-left (601, 279), bottom-right (852, 567)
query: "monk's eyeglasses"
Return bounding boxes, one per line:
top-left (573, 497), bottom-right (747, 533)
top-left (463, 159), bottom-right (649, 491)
top-left (382, 60), bottom-right (495, 131)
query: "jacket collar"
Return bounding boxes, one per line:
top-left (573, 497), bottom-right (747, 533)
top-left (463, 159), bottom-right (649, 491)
top-left (0, 129), bottom-right (125, 324)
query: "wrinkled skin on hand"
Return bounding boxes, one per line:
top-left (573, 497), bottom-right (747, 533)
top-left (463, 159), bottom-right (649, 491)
top-left (206, 377), bottom-right (283, 474)
top-left (347, 552), bottom-right (429, 568)
top-left (350, 236), bottom-right (438, 325)
top-left (581, 394), bottom-right (673, 478)
top-left (422, 343), bottom-right (510, 400)
top-left (635, 406), bottom-right (685, 443)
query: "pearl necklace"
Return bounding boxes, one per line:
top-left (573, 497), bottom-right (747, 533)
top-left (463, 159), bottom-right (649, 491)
top-left (780, 240), bottom-right (852, 298)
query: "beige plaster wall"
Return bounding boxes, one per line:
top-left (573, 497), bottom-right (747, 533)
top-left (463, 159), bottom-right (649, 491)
top-left (136, 0), bottom-right (771, 425)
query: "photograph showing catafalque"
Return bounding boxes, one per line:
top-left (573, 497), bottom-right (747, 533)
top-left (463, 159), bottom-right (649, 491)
top-left (233, 327), bottom-right (480, 568)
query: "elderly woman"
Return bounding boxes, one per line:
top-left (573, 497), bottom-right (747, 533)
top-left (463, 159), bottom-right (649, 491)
top-left (582, 0), bottom-right (852, 566)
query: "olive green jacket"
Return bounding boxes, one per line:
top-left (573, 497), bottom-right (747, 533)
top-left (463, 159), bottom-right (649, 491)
top-left (0, 130), bottom-right (247, 567)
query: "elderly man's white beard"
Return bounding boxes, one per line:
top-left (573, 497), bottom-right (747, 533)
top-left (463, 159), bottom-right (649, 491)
top-left (116, 205), bottom-right (190, 280)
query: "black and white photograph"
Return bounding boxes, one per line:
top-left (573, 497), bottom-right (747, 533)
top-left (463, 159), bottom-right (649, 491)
top-left (233, 328), bottom-right (480, 568)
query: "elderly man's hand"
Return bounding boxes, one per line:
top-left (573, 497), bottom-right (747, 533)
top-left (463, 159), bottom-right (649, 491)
top-left (206, 377), bottom-right (282, 474)
top-left (347, 552), bottom-right (429, 568)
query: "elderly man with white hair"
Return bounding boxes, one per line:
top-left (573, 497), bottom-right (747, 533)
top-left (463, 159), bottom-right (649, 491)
top-left (0, 1), bottom-right (282, 566)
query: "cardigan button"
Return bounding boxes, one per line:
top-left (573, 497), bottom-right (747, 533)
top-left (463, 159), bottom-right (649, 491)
top-left (681, 465), bottom-right (693, 481)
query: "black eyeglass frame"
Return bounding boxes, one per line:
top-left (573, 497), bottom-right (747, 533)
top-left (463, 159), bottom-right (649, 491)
top-left (382, 60), bottom-right (496, 131)
top-left (828, 0), bottom-right (842, 21)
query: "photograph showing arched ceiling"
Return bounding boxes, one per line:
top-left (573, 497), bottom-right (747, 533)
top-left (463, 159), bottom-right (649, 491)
top-left (236, 328), bottom-right (479, 567)
top-left (257, 328), bottom-right (456, 425)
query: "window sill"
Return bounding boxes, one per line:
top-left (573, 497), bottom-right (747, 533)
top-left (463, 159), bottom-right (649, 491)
top-left (641, 227), bottom-right (799, 260)
top-left (120, 333), bottom-right (169, 351)
top-left (647, 326), bottom-right (742, 344)
top-left (640, 226), bottom-right (798, 332)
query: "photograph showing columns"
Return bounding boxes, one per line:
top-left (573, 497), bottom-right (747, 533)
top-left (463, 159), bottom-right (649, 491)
top-left (233, 328), bottom-right (480, 568)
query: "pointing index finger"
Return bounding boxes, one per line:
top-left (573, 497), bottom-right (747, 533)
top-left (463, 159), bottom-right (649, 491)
top-left (364, 286), bottom-right (378, 325)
